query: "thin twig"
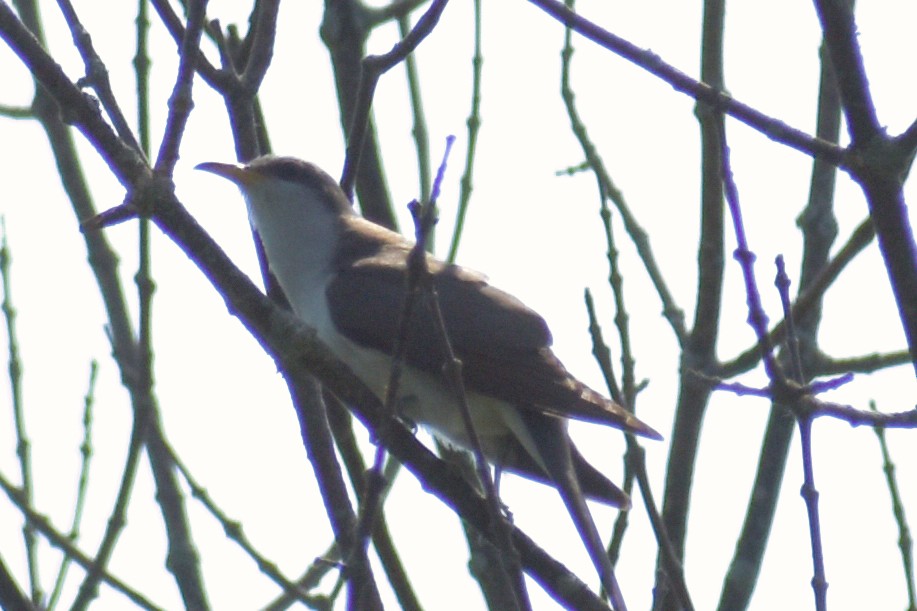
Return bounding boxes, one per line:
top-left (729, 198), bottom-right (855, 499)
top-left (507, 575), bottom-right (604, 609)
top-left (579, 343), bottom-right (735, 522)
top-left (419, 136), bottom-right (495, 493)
top-left (0, 4), bottom-right (150, 185)
top-left (134, 0), bottom-right (151, 155)
top-left (162, 441), bottom-right (326, 607)
top-left (261, 543), bottom-right (340, 611)
top-left (407, 137), bottom-right (530, 610)
top-left (340, 199), bottom-right (432, 605)
top-left (775, 256), bottom-right (804, 380)
top-left (584, 291), bottom-right (694, 611)
top-left (70, 383), bottom-right (150, 610)
top-left (397, 12), bottom-right (431, 207)
top-left (47, 360), bottom-right (98, 610)
top-left (238, 0), bottom-right (280, 93)
top-left (57, 0), bottom-right (144, 155)
top-left (153, 0), bottom-right (208, 174)
top-left (775, 257), bottom-right (829, 609)
top-left (446, 0), bottom-right (483, 264)
top-left (339, 0), bottom-right (449, 198)
top-left (798, 416), bottom-right (828, 611)
top-left (812, 350), bottom-right (912, 376)
top-left (0, 220), bottom-right (40, 604)
top-left (322, 391), bottom-right (420, 611)
top-left (0, 104), bottom-right (33, 118)
top-left (0, 6), bottom-right (185, 608)
top-left (871, 402), bottom-right (917, 611)
top-left (0, 472), bottom-right (163, 610)
top-left (558, 8), bottom-right (687, 345)
top-left (131, 7), bottom-right (159, 602)
top-left (319, 0), bottom-right (396, 227)
top-left (148, 0), bottom-right (227, 89)
top-left (718, 116), bottom-right (830, 610)
top-left (717, 123), bottom-right (782, 382)
top-left (718, 32), bottom-right (843, 606)
top-left (721, 217), bottom-right (874, 378)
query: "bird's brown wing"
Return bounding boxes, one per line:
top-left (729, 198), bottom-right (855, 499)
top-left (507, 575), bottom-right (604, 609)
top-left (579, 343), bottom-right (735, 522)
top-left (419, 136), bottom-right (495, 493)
top-left (327, 227), bottom-right (659, 439)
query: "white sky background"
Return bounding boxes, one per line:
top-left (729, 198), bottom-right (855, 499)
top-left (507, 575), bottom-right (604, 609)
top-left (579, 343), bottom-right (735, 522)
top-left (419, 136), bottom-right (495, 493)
top-left (1, 0), bottom-right (916, 609)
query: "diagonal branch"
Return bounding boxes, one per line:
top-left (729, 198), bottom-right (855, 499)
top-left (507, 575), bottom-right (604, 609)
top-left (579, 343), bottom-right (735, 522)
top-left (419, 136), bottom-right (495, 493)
top-left (528, 0), bottom-right (847, 166)
top-left (141, 181), bottom-right (612, 609)
top-left (339, 0), bottom-right (449, 198)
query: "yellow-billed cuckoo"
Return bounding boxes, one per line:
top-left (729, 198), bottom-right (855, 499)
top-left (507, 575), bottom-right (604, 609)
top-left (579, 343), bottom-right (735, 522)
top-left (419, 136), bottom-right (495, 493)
top-left (197, 155), bottom-right (660, 599)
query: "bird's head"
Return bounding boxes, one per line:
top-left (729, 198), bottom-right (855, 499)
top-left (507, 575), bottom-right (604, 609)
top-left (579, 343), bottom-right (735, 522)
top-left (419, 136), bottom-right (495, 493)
top-left (196, 155), bottom-right (357, 290)
top-left (196, 155), bottom-right (353, 220)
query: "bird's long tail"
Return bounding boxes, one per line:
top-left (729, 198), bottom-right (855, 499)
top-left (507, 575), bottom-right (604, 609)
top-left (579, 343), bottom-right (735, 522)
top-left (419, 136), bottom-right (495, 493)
top-left (521, 411), bottom-right (628, 611)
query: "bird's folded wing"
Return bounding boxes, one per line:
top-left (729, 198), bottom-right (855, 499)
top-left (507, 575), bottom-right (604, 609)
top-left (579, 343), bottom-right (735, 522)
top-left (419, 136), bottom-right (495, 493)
top-left (326, 242), bottom-right (659, 440)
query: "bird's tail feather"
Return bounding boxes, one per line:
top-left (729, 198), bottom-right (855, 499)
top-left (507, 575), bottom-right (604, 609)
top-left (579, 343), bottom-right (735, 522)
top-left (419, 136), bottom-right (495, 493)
top-left (519, 411), bottom-right (628, 609)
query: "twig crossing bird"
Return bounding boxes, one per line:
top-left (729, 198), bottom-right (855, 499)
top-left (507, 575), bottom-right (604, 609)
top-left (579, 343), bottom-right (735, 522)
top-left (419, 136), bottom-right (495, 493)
top-left (198, 155), bottom-right (661, 604)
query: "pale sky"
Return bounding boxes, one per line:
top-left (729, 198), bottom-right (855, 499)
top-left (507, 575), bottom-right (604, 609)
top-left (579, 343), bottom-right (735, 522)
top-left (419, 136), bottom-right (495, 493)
top-left (1, 1), bottom-right (916, 609)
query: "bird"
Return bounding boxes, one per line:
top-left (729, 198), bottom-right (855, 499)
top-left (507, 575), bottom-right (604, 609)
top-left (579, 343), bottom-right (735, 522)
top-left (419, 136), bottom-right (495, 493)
top-left (197, 155), bottom-right (661, 599)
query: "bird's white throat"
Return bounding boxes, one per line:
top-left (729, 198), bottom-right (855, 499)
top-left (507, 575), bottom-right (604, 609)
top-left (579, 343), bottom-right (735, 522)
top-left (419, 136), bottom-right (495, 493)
top-left (243, 177), bottom-right (344, 321)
